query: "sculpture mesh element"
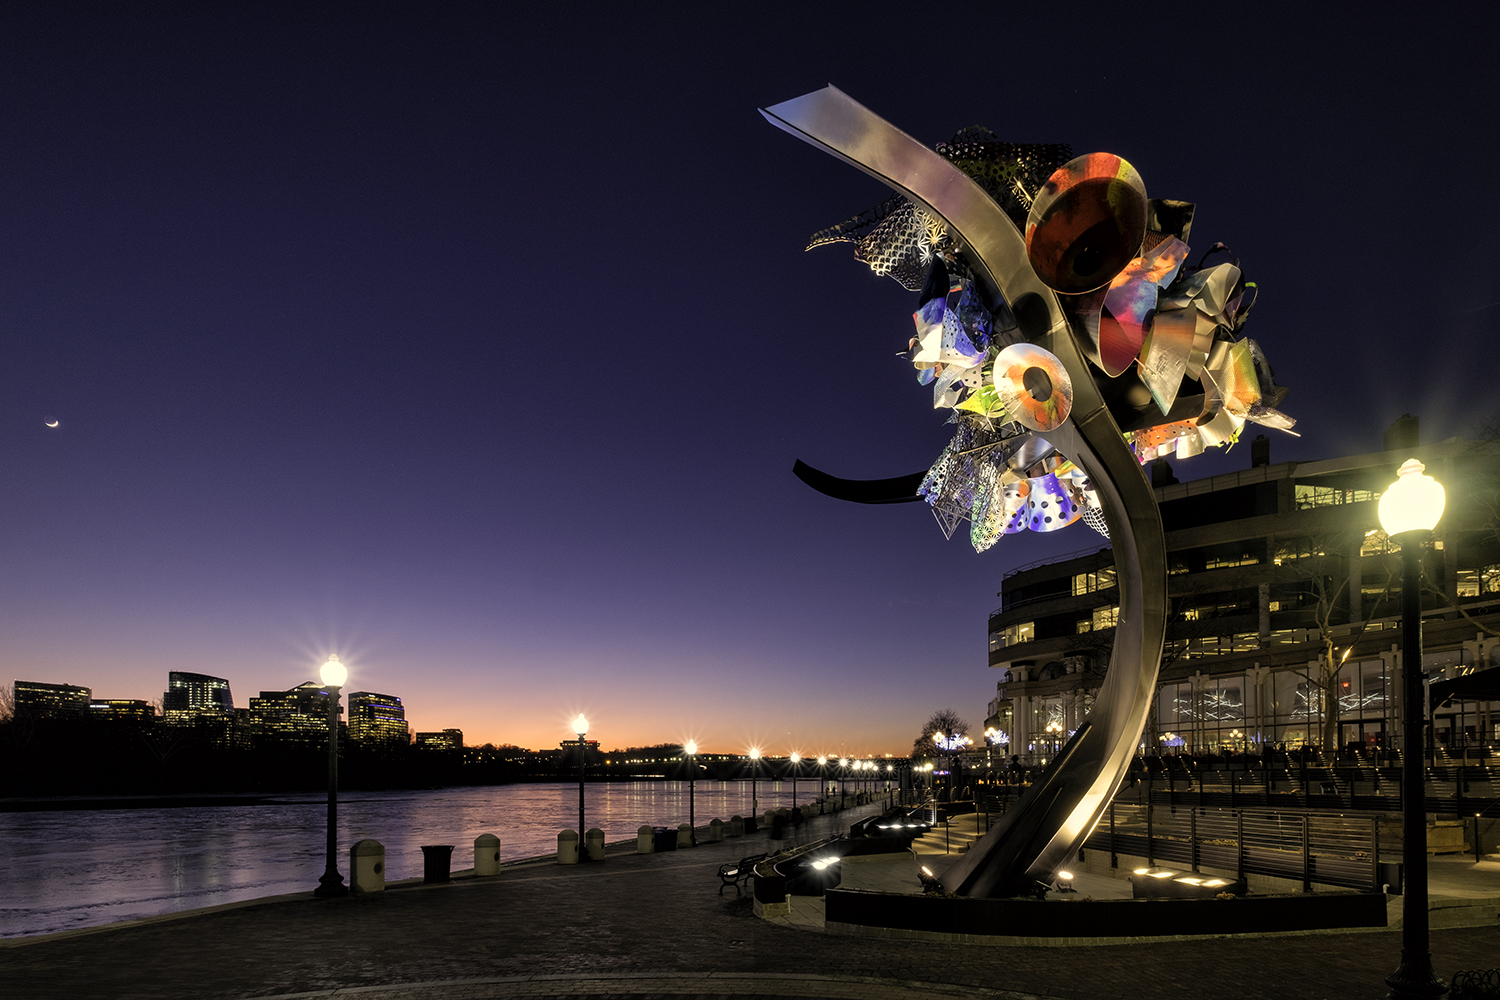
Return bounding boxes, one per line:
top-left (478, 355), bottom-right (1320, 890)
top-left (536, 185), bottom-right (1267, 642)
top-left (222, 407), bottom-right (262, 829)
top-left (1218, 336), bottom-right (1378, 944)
top-left (808, 131), bottom-right (1069, 289)
top-left (932, 504), bottom-right (965, 541)
top-left (1082, 505), bottom-right (1111, 539)
top-left (918, 417), bottom-right (1011, 521)
top-left (806, 193), bottom-right (907, 250)
top-left (808, 199), bottom-right (948, 291)
top-left (933, 132), bottom-right (1073, 232)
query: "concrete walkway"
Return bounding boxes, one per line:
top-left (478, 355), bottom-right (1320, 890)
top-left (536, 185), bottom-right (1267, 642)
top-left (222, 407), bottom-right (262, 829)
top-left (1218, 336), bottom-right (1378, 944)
top-left (2, 801), bottom-right (1496, 1000)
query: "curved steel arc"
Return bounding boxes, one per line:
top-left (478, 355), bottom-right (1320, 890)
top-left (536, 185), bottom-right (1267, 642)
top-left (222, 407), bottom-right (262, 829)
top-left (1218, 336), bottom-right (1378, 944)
top-left (762, 87), bottom-right (1168, 896)
top-left (791, 460), bottom-right (927, 505)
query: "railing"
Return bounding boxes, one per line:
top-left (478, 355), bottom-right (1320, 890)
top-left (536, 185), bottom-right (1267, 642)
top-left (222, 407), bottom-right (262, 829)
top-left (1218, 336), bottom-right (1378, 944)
top-left (1000, 544), bottom-right (1112, 582)
top-left (1083, 803), bottom-right (1384, 892)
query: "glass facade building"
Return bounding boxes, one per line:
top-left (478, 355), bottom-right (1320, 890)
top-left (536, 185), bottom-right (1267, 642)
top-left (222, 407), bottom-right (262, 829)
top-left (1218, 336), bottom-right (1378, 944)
top-left (162, 672), bottom-right (235, 724)
top-left (14, 680), bottom-right (92, 718)
top-left (347, 691), bottom-right (408, 748)
top-left (245, 682), bottom-right (336, 743)
top-left (985, 428), bottom-right (1500, 757)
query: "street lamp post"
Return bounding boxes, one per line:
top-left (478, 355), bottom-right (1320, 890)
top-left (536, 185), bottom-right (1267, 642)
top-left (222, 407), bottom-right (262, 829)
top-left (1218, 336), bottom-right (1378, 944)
top-left (313, 655), bottom-right (348, 898)
top-left (817, 755), bottom-right (828, 805)
top-left (749, 747), bottom-right (760, 818)
top-left (839, 757), bottom-right (850, 802)
top-left (790, 752), bottom-right (800, 814)
top-left (685, 739), bottom-right (697, 843)
top-left (1380, 459), bottom-right (1448, 1000)
top-left (573, 714), bottom-right (589, 860)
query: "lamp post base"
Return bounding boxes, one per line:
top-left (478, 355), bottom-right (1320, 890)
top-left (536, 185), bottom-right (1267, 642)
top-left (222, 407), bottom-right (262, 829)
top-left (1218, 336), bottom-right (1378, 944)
top-left (1386, 957), bottom-right (1446, 1000)
top-left (314, 869), bottom-right (349, 898)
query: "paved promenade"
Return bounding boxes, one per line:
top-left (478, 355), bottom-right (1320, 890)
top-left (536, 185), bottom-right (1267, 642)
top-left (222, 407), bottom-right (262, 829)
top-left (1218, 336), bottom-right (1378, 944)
top-left (2, 803), bottom-right (1495, 1000)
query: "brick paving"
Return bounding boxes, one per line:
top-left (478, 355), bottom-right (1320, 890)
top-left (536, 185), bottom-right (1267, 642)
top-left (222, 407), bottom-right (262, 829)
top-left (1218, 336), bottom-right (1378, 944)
top-left (1, 803), bottom-right (1495, 1000)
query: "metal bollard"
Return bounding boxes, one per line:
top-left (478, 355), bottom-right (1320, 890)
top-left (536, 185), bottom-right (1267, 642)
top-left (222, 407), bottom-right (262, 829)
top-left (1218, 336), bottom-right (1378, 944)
top-left (585, 827), bottom-right (605, 861)
top-left (557, 829), bottom-right (579, 865)
top-left (729, 815), bottom-right (744, 837)
top-left (637, 824), bottom-right (655, 854)
top-left (709, 818), bottom-right (724, 842)
top-left (677, 822), bottom-right (693, 848)
top-left (350, 839), bottom-right (385, 894)
top-left (474, 833), bottom-right (501, 876)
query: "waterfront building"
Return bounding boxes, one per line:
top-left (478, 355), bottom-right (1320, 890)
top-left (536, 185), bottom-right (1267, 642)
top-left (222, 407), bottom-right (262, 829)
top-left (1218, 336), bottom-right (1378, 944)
top-left (415, 728), bottom-right (463, 750)
top-left (244, 682), bottom-right (337, 744)
top-left (162, 671), bottom-right (235, 724)
top-left (347, 691), bottom-right (408, 748)
top-left (88, 699), bottom-right (155, 723)
top-left (984, 420), bottom-right (1500, 757)
top-left (14, 680), bottom-right (91, 718)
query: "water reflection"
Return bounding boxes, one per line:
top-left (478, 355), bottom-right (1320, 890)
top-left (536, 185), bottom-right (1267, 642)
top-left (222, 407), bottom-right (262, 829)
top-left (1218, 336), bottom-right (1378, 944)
top-left (0, 780), bottom-right (812, 938)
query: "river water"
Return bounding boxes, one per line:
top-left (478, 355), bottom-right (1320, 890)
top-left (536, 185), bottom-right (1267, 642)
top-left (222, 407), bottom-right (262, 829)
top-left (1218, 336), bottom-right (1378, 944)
top-left (0, 779), bottom-right (832, 939)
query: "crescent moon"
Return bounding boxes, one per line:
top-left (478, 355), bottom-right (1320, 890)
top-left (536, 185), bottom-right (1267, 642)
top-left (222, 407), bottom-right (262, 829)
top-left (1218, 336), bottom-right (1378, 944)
top-left (44, 419), bottom-right (59, 428)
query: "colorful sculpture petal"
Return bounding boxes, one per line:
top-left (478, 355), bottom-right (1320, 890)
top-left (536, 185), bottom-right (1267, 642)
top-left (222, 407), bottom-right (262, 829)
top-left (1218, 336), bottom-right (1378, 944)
top-left (992, 343), bottom-right (1072, 432)
top-left (1025, 153), bottom-right (1148, 294)
top-left (1137, 307), bottom-right (1196, 414)
top-left (1022, 473), bottom-right (1082, 532)
top-left (1097, 237), bottom-right (1190, 377)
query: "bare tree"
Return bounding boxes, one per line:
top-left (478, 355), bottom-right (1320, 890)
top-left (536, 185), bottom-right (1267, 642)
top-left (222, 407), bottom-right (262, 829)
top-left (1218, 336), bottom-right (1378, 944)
top-left (913, 708), bottom-right (970, 757)
top-left (0, 682), bottom-right (12, 723)
top-left (1279, 531), bottom-right (1397, 751)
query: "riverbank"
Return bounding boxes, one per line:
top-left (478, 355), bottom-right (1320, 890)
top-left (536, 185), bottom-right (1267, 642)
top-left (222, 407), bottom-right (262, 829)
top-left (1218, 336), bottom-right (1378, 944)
top-left (3, 798), bottom-right (1495, 1000)
top-left (0, 781), bottom-right (827, 938)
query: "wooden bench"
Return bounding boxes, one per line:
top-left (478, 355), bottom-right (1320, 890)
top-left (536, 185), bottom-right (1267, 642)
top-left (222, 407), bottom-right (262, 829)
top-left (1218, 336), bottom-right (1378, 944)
top-left (717, 853), bottom-right (767, 895)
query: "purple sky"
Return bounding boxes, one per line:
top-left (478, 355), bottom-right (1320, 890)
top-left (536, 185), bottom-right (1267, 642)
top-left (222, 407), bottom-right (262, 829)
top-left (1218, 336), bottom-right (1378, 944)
top-left (2, 5), bottom-right (1495, 756)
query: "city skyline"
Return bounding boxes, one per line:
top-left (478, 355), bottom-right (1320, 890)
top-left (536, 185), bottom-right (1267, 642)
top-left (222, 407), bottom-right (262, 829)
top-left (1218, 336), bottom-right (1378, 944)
top-left (2, 8), bottom-right (1494, 758)
top-left (8, 668), bottom-right (912, 755)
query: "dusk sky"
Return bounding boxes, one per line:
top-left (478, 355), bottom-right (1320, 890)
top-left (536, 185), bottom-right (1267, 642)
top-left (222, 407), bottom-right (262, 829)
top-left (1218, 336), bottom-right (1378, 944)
top-left (3, 5), bottom-right (1495, 756)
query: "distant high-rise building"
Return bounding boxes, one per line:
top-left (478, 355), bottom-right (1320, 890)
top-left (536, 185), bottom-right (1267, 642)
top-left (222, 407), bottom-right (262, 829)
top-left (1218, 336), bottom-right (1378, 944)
top-left (414, 728), bottom-right (463, 751)
top-left (88, 699), bottom-right (154, 723)
top-left (245, 682), bottom-right (337, 743)
top-left (162, 671), bottom-right (234, 724)
top-left (347, 691), bottom-right (407, 748)
top-left (14, 680), bottom-right (91, 718)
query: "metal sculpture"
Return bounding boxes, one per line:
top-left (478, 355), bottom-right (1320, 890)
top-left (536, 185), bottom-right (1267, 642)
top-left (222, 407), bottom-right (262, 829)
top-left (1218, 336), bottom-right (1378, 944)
top-left (761, 87), bottom-right (1289, 897)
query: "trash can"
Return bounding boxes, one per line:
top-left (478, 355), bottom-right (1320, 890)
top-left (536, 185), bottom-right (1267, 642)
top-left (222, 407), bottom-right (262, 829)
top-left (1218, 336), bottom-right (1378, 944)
top-left (421, 844), bottom-right (454, 883)
top-left (652, 826), bottom-right (677, 852)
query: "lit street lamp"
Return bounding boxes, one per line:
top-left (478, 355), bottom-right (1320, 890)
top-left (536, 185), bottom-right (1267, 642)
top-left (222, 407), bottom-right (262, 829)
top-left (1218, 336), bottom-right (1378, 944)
top-left (573, 714), bottom-right (589, 861)
top-left (313, 655), bottom-right (348, 898)
top-left (839, 757), bottom-right (850, 802)
top-left (1379, 459), bottom-right (1447, 1000)
top-left (749, 746), bottom-right (761, 818)
top-left (685, 739), bottom-right (698, 844)
top-left (1045, 720), bottom-right (1064, 759)
top-left (790, 752), bottom-right (801, 814)
top-left (817, 755), bottom-right (828, 804)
